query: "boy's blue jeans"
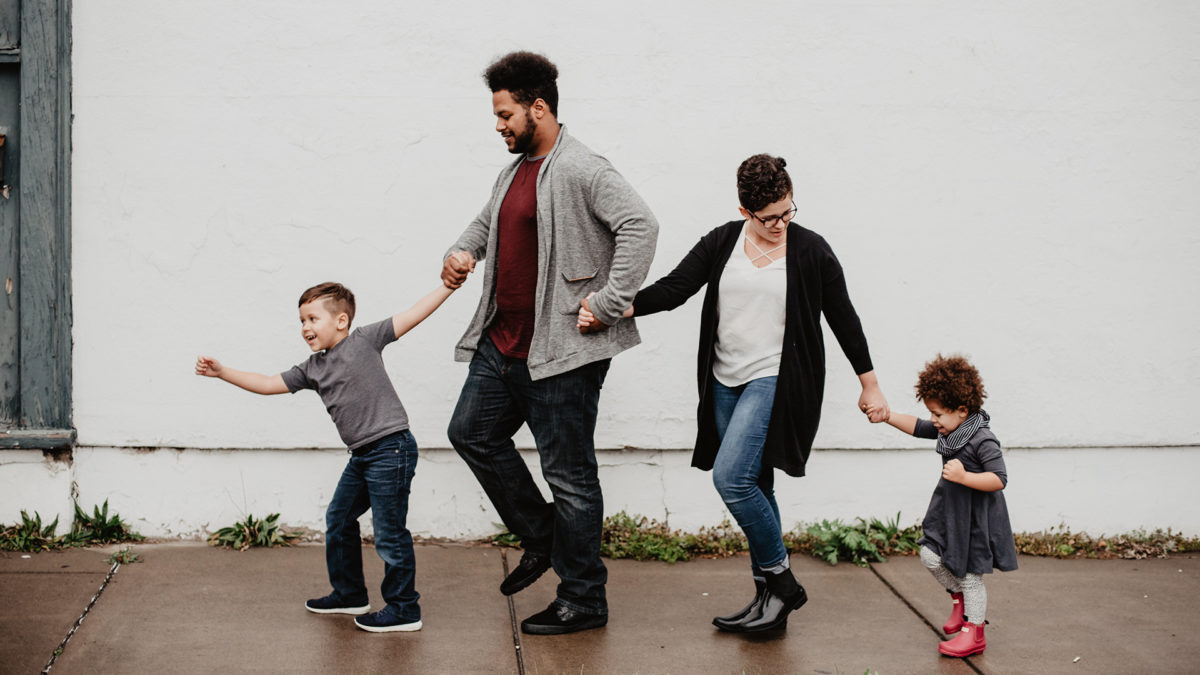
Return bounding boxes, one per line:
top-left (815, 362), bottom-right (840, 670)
top-left (448, 335), bottom-right (610, 615)
top-left (325, 429), bottom-right (420, 622)
top-left (711, 376), bottom-right (787, 570)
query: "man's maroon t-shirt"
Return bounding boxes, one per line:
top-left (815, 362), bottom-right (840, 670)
top-left (488, 156), bottom-right (545, 358)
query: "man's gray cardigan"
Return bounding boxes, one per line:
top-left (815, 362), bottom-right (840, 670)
top-left (448, 125), bottom-right (659, 380)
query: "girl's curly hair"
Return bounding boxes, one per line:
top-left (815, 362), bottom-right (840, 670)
top-left (736, 154), bottom-right (793, 213)
top-left (915, 354), bottom-right (986, 413)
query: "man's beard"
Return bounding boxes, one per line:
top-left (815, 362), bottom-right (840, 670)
top-left (508, 109), bottom-right (537, 154)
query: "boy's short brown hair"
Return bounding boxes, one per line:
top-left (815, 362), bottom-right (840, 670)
top-left (915, 354), bottom-right (986, 414)
top-left (298, 282), bottom-right (356, 326)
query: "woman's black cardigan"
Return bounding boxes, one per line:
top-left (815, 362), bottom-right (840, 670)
top-left (633, 220), bottom-right (875, 477)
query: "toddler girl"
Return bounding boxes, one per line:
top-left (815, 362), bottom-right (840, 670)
top-left (869, 354), bottom-right (1017, 657)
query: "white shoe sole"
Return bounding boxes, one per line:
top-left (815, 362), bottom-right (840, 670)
top-left (354, 619), bottom-right (423, 633)
top-left (306, 604), bottom-right (370, 615)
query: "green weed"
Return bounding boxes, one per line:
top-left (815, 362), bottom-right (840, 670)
top-left (0, 511), bottom-right (63, 552)
top-left (208, 513), bottom-right (300, 551)
top-left (107, 546), bottom-right (142, 564)
top-left (1, 503), bottom-right (146, 553)
top-left (72, 500), bottom-right (145, 545)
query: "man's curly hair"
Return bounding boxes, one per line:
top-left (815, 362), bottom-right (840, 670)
top-left (736, 154), bottom-right (793, 213)
top-left (299, 282), bottom-right (356, 327)
top-left (483, 51), bottom-right (559, 116)
top-left (915, 354), bottom-right (986, 414)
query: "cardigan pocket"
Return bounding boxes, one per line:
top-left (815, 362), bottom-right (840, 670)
top-left (558, 268), bottom-right (603, 314)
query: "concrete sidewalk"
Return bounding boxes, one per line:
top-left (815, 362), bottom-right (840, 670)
top-left (2, 543), bottom-right (1197, 674)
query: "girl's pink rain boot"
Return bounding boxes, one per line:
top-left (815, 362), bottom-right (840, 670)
top-left (943, 592), bottom-right (964, 634)
top-left (938, 620), bottom-right (987, 657)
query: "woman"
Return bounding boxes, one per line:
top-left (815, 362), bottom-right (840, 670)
top-left (579, 154), bottom-right (889, 633)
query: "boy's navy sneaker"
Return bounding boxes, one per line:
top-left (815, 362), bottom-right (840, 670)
top-left (305, 593), bottom-right (370, 615)
top-left (354, 606), bottom-right (423, 633)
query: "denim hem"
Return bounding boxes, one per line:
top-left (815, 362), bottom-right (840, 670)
top-left (554, 597), bottom-right (608, 616)
top-left (383, 602), bottom-right (422, 623)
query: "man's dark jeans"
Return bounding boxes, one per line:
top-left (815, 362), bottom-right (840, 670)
top-left (449, 336), bottom-right (611, 615)
top-left (325, 429), bottom-right (421, 622)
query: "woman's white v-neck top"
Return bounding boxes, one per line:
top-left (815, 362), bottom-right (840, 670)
top-left (713, 225), bottom-right (788, 387)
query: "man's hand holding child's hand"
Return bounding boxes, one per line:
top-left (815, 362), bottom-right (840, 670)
top-left (441, 251), bottom-right (476, 289)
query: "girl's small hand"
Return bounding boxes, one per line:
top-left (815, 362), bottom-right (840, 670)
top-left (942, 458), bottom-right (966, 483)
top-left (863, 405), bottom-right (889, 423)
top-left (195, 355), bottom-right (223, 377)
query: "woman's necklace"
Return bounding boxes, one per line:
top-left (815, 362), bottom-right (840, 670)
top-left (745, 234), bottom-right (786, 266)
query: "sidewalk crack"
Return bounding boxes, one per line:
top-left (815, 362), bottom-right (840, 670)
top-left (501, 549), bottom-right (527, 675)
top-left (868, 564), bottom-right (983, 675)
top-left (42, 561), bottom-right (122, 674)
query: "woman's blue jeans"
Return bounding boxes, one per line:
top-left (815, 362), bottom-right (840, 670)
top-left (325, 430), bottom-right (420, 622)
top-left (712, 376), bottom-right (787, 570)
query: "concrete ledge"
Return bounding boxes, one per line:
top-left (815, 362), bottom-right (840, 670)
top-left (2, 445), bottom-right (1198, 538)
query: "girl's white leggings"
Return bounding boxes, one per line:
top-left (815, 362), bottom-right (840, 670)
top-left (919, 545), bottom-right (987, 623)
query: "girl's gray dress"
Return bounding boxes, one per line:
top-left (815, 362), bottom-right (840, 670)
top-left (914, 411), bottom-right (1019, 578)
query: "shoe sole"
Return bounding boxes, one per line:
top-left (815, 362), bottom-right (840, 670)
top-left (354, 619), bottom-right (423, 633)
top-left (500, 563), bottom-right (552, 596)
top-left (306, 604), bottom-right (370, 615)
top-left (939, 646), bottom-right (986, 657)
top-left (520, 617), bottom-right (607, 635)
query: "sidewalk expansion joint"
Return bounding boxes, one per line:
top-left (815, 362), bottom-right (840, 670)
top-left (868, 564), bottom-right (983, 675)
top-left (41, 560), bottom-right (122, 674)
top-left (501, 549), bottom-right (527, 675)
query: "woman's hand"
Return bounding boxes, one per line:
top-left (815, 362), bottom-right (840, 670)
top-left (857, 371), bottom-right (890, 423)
top-left (577, 292), bottom-right (634, 334)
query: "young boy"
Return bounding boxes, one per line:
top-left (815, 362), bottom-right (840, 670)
top-left (195, 281), bottom-right (454, 632)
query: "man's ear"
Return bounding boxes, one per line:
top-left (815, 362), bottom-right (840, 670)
top-left (531, 98), bottom-right (548, 120)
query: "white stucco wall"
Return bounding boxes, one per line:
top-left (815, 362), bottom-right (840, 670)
top-left (4, 1), bottom-right (1199, 538)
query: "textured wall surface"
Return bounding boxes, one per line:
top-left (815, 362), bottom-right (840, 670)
top-left (4, 1), bottom-right (1199, 536)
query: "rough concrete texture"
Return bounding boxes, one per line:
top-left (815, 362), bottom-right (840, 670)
top-left (0, 548), bottom-right (113, 674)
top-left (3, 543), bottom-right (1200, 674)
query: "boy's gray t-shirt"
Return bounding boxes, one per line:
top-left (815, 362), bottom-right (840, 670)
top-left (280, 318), bottom-right (409, 450)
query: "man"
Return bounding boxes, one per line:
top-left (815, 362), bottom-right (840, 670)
top-left (442, 51), bottom-right (658, 635)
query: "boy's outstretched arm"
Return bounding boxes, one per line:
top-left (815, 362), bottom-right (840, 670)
top-left (195, 356), bottom-right (288, 395)
top-left (392, 284), bottom-right (455, 339)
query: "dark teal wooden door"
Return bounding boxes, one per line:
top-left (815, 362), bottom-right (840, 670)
top-left (0, 0), bottom-right (72, 450)
top-left (0, 1), bottom-right (19, 428)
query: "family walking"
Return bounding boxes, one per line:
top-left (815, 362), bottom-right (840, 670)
top-left (195, 50), bottom-right (1016, 659)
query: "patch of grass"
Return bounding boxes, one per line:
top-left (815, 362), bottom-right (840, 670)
top-left (1014, 525), bottom-right (1200, 560)
top-left (0, 511), bottom-right (63, 552)
top-left (107, 546), bottom-right (142, 564)
top-left (1, 502), bottom-right (147, 552)
top-left (491, 531), bottom-right (522, 549)
top-left (490, 513), bottom-right (1200, 565)
top-left (601, 512), bottom-right (692, 563)
top-left (208, 513), bottom-right (300, 551)
top-left (72, 500), bottom-right (145, 545)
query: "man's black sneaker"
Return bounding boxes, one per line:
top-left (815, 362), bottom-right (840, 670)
top-left (500, 551), bottom-right (552, 596)
top-left (520, 602), bottom-right (607, 635)
top-left (305, 593), bottom-right (370, 615)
